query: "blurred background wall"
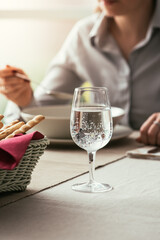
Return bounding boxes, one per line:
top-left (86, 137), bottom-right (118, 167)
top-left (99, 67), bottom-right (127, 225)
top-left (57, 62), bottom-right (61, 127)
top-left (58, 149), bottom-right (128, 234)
top-left (0, 0), bottom-right (96, 114)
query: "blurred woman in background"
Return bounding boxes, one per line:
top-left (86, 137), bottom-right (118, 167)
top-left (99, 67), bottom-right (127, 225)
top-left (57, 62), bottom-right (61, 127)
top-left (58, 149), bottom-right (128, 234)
top-left (0, 0), bottom-right (160, 145)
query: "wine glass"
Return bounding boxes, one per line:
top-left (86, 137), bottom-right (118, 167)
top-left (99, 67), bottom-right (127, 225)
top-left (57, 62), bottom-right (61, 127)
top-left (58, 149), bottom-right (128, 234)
top-left (70, 87), bottom-right (113, 193)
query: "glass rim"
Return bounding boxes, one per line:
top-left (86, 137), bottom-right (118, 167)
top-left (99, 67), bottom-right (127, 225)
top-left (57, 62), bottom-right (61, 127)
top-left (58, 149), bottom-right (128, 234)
top-left (74, 86), bottom-right (109, 92)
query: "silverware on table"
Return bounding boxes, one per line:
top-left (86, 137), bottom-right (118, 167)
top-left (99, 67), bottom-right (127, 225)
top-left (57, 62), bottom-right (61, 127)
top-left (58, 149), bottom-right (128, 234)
top-left (45, 90), bottom-right (73, 100)
top-left (127, 146), bottom-right (160, 160)
top-left (14, 72), bottom-right (31, 82)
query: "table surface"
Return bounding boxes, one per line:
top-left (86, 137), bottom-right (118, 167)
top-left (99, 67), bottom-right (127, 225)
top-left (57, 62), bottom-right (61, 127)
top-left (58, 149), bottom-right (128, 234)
top-left (1, 131), bottom-right (160, 240)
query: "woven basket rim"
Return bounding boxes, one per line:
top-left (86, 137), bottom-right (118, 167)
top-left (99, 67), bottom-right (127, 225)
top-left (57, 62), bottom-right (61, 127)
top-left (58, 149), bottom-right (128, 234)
top-left (29, 136), bottom-right (49, 144)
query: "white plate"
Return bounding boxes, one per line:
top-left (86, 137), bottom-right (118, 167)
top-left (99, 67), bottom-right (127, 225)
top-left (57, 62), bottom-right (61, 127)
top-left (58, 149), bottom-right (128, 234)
top-left (49, 125), bottom-right (132, 145)
top-left (111, 125), bottom-right (132, 141)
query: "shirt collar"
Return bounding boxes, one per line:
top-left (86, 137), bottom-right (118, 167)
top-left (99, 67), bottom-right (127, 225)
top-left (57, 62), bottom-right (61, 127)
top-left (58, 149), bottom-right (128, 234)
top-left (133, 0), bottom-right (160, 51)
top-left (152, 0), bottom-right (160, 28)
top-left (89, 13), bottom-right (120, 54)
top-left (89, 1), bottom-right (160, 54)
top-left (89, 12), bottom-right (107, 41)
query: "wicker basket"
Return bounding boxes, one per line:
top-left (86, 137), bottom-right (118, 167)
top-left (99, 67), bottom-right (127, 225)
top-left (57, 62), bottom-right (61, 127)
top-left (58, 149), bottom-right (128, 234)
top-left (0, 137), bottom-right (49, 193)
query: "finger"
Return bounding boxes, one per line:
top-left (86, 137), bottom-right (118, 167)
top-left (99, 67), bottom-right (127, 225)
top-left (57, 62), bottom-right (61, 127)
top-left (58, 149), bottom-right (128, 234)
top-left (0, 77), bottom-right (29, 89)
top-left (136, 136), bottom-right (142, 143)
top-left (5, 73), bottom-right (30, 82)
top-left (2, 76), bottom-right (25, 85)
top-left (0, 85), bottom-right (7, 93)
top-left (0, 65), bottom-right (26, 79)
top-left (157, 131), bottom-right (160, 146)
top-left (5, 86), bottom-right (30, 103)
top-left (0, 77), bottom-right (5, 84)
top-left (5, 65), bottom-right (25, 74)
top-left (7, 81), bottom-right (30, 93)
top-left (140, 114), bottom-right (157, 144)
top-left (153, 117), bottom-right (160, 146)
top-left (0, 81), bottom-right (29, 96)
top-left (153, 115), bottom-right (160, 129)
top-left (0, 82), bottom-right (24, 94)
top-left (147, 123), bottom-right (159, 145)
top-left (0, 68), bottom-right (15, 78)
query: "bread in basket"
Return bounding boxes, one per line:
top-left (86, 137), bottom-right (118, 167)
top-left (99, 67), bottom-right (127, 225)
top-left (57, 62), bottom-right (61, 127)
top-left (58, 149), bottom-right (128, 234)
top-left (0, 114), bottom-right (49, 193)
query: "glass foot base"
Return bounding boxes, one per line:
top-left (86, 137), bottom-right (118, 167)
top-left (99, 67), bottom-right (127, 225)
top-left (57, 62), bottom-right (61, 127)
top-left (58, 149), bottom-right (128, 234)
top-left (72, 181), bottom-right (113, 193)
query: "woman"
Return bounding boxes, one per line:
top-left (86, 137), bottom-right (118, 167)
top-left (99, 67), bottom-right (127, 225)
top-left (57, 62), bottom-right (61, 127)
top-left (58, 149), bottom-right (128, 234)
top-left (0, 0), bottom-right (160, 145)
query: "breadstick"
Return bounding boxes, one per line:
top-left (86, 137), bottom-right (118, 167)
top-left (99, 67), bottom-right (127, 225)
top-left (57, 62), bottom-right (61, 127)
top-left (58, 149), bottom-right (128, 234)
top-left (0, 121), bottom-right (25, 140)
top-left (0, 113), bottom-right (4, 129)
top-left (0, 115), bottom-right (4, 129)
top-left (0, 121), bottom-right (3, 129)
top-left (0, 114), bottom-right (4, 121)
top-left (0, 120), bottom-right (19, 132)
top-left (6, 115), bottom-right (45, 139)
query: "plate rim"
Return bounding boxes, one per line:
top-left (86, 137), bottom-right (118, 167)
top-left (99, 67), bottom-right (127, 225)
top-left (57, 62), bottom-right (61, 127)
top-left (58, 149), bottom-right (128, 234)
top-left (48, 125), bottom-right (132, 144)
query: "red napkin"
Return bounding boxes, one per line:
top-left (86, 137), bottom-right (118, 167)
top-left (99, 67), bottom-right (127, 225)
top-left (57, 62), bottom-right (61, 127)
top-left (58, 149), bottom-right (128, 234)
top-left (0, 131), bottom-right (44, 170)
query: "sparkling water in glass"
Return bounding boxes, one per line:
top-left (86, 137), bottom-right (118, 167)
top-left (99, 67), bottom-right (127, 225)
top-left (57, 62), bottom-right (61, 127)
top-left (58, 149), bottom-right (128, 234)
top-left (70, 87), bottom-right (113, 193)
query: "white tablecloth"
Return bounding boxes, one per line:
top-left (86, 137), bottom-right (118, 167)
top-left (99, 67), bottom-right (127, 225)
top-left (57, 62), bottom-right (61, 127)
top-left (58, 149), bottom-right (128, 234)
top-left (0, 131), bottom-right (140, 207)
top-left (1, 157), bottom-right (160, 240)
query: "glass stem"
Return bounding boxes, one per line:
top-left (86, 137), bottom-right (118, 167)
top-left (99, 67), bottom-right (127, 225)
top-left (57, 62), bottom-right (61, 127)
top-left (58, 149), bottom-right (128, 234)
top-left (87, 151), bottom-right (96, 184)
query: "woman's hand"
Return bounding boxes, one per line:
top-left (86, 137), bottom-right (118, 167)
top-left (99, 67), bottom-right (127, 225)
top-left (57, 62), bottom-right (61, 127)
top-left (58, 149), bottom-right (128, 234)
top-left (0, 65), bottom-right (33, 107)
top-left (137, 113), bottom-right (160, 146)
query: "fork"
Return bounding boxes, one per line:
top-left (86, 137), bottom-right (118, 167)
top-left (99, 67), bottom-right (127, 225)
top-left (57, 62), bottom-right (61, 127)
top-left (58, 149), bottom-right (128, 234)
top-left (15, 72), bottom-right (73, 100)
